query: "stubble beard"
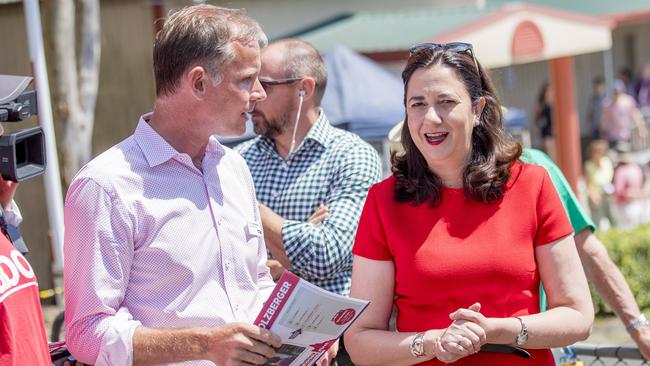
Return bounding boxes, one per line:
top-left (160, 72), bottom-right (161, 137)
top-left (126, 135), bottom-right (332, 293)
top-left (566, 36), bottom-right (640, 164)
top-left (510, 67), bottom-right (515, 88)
top-left (253, 101), bottom-right (296, 139)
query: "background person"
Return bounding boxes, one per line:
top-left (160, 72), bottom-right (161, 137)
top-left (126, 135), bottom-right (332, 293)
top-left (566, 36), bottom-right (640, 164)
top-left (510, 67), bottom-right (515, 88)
top-left (235, 38), bottom-right (382, 365)
top-left (63, 5), bottom-right (283, 365)
top-left (612, 145), bottom-right (646, 230)
top-left (0, 147), bottom-right (50, 365)
top-left (584, 139), bottom-right (616, 230)
top-left (236, 38), bottom-right (381, 293)
top-left (345, 43), bottom-right (592, 365)
top-left (635, 64), bottom-right (650, 108)
top-left (534, 81), bottom-right (556, 161)
top-left (521, 148), bottom-right (650, 361)
top-left (587, 76), bottom-right (607, 140)
top-left (600, 79), bottom-right (647, 149)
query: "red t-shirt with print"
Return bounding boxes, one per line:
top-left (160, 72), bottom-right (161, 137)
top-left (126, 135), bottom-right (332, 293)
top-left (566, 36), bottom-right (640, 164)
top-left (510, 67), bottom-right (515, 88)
top-left (353, 162), bottom-right (573, 366)
top-left (0, 235), bottom-right (50, 365)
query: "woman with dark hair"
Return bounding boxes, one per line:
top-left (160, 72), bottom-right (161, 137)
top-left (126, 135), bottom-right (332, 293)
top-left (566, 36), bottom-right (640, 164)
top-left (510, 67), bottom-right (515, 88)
top-left (344, 44), bottom-right (593, 365)
top-left (534, 81), bottom-right (556, 160)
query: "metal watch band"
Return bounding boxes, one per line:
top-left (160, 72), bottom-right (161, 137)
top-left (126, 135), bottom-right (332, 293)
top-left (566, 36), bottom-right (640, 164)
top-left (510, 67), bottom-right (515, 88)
top-left (410, 332), bottom-right (426, 358)
top-left (626, 314), bottom-right (649, 333)
top-left (515, 317), bottom-right (528, 346)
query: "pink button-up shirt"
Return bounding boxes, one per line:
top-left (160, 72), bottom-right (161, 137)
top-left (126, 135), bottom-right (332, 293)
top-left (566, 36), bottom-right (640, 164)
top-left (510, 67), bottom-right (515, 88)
top-left (64, 113), bottom-right (274, 366)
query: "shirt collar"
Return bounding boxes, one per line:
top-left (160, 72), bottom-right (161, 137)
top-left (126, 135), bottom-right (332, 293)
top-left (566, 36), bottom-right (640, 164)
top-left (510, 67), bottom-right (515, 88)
top-left (257, 109), bottom-right (333, 156)
top-left (303, 109), bottom-right (332, 148)
top-left (134, 112), bottom-right (225, 167)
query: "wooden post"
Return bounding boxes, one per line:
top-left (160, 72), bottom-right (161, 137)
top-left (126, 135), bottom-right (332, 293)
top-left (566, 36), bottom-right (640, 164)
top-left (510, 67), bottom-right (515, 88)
top-left (550, 56), bottom-right (582, 193)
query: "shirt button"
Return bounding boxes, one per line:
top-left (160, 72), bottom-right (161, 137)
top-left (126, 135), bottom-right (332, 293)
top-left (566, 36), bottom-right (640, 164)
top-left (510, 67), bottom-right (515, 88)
top-left (272, 190), bottom-right (280, 198)
top-left (225, 261), bottom-right (231, 271)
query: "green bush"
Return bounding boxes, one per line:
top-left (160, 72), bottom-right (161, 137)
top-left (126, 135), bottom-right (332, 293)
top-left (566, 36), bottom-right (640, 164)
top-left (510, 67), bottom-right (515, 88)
top-left (593, 224), bottom-right (650, 316)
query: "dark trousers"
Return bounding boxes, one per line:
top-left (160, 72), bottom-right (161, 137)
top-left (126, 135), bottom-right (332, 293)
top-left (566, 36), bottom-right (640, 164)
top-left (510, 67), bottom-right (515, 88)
top-left (332, 336), bottom-right (355, 366)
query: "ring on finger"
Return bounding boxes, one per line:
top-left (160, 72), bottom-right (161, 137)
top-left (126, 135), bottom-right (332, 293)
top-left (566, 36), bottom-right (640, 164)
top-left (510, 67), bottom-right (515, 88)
top-left (457, 339), bottom-right (472, 352)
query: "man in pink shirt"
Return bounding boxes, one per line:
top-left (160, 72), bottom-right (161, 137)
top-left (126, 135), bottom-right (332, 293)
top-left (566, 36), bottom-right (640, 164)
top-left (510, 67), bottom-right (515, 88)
top-left (63, 5), bottom-right (283, 365)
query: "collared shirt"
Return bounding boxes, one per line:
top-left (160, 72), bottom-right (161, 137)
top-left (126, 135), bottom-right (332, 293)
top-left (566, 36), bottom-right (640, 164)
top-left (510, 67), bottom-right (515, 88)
top-left (236, 111), bottom-right (381, 295)
top-left (64, 113), bottom-right (274, 366)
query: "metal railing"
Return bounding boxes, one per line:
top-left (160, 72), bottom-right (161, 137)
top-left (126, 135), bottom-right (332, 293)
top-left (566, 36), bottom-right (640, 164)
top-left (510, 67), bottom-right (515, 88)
top-left (567, 343), bottom-right (648, 365)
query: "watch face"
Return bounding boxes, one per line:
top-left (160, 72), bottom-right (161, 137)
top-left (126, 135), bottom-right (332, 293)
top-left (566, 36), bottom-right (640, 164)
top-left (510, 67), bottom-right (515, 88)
top-left (411, 333), bottom-right (426, 357)
top-left (516, 332), bottom-right (528, 346)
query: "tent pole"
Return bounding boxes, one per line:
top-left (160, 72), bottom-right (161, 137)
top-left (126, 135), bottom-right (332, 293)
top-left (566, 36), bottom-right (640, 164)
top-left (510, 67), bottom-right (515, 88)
top-left (23, 0), bottom-right (66, 306)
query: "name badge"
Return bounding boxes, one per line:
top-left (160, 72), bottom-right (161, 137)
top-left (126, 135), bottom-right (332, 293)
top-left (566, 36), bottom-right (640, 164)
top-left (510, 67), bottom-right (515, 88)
top-left (246, 222), bottom-right (263, 237)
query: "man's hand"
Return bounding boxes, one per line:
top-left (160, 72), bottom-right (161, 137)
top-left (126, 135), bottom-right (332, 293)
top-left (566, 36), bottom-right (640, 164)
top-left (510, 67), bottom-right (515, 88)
top-left (266, 259), bottom-right (286, 281)
top-left (308, 204), bottom-right (329, 226)
top-left (0, 176), bottom-right (17, 210)
top-left (203, 323), bottom-right (282, 365)
top-left (316, 339), bottom-right (339, 366)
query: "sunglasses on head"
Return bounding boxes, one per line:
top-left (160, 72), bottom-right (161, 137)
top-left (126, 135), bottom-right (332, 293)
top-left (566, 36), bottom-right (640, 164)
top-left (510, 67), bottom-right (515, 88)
top-left (409, 42), bottom-right (481, 76)
top-left (259, 77), bottom-right (302, 91)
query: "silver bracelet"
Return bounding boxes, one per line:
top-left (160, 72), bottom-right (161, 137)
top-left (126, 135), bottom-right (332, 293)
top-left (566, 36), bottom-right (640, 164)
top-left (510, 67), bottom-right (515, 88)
top-left (626, 314), bottom-right (649, 333)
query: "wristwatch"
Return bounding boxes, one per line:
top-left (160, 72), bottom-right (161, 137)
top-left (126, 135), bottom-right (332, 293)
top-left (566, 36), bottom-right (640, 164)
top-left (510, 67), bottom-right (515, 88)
top-left (410, 332), bottom-right (426, 358)
top-left (515, 317), bottom-right (528, 346)
top-left (626, 314), bottom-right (649, 333)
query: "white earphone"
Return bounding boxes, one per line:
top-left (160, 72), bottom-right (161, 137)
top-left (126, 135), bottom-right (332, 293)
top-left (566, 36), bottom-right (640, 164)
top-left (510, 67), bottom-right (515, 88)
top-left (288, 89), bottom-right (306, 156)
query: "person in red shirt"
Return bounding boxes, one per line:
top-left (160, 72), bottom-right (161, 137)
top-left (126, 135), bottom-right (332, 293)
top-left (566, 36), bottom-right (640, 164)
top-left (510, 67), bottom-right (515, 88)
top-left (344, 43), bottom-right (593, 365)
top-left (0, 175), bottom-right (50, 365)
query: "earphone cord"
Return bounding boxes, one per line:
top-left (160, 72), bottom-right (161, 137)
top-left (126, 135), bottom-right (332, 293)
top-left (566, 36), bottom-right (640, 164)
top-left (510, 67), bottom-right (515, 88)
top-left (288, 92), bottom-right (304, 157)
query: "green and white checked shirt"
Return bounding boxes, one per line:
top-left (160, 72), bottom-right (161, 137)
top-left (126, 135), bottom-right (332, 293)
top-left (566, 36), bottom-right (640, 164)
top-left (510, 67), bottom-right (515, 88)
top-left (235, 111), bottom-right (382, 295)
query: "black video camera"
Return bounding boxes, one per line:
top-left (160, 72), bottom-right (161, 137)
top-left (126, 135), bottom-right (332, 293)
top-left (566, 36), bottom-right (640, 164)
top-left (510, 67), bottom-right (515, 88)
top-left (0, 75), bottom-right (46, 182)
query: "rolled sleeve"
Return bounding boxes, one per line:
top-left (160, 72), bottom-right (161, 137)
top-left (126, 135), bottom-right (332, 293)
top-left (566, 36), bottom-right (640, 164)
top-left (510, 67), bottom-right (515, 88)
top-left (95, 307), bottom-right (141, 366)
top-left (64, 177), bottom-right (136, 365)
top-left (282, 144), bottom-right (381, 280)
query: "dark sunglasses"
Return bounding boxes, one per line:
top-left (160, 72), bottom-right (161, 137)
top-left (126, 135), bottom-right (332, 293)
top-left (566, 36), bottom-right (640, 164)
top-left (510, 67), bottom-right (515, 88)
top-left (259, 77), bottom-right (302, 90)
top-left (409, 42), bottom-right (480, 76)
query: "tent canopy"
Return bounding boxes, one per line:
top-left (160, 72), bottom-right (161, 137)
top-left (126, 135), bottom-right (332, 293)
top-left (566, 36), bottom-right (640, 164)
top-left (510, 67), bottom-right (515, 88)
top-left (321, 45), bottom-right (404, 140)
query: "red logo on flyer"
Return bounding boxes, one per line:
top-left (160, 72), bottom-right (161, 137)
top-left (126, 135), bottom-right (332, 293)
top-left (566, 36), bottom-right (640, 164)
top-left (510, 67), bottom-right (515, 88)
top-left (331, 308), bottom-right (356, 325)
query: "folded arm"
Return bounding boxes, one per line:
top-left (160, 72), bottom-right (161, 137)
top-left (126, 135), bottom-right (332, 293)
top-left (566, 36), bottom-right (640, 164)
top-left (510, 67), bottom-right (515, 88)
top-left (262, 145), bottom-right (381, 279)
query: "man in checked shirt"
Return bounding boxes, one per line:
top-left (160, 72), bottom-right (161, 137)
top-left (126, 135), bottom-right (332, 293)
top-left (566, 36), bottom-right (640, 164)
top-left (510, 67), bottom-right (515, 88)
top-left (235, 39), bottom-right (382, 365)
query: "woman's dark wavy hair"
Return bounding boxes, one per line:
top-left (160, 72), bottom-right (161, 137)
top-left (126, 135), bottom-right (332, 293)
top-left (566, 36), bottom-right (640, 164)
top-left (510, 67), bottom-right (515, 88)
top-left (392, 46), bottom-right (522, 206)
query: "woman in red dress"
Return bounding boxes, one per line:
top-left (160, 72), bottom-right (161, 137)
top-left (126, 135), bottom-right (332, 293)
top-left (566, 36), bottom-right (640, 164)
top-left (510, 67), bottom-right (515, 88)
top-left (344, 43), bottom-right (593, 365)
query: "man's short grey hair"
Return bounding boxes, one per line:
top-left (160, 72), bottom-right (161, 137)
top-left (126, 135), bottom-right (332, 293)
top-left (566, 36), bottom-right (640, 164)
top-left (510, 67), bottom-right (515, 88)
top-left (153, 4), bottom-right (267, 96)
top-left (273, 39), bottom-right (328, 106)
